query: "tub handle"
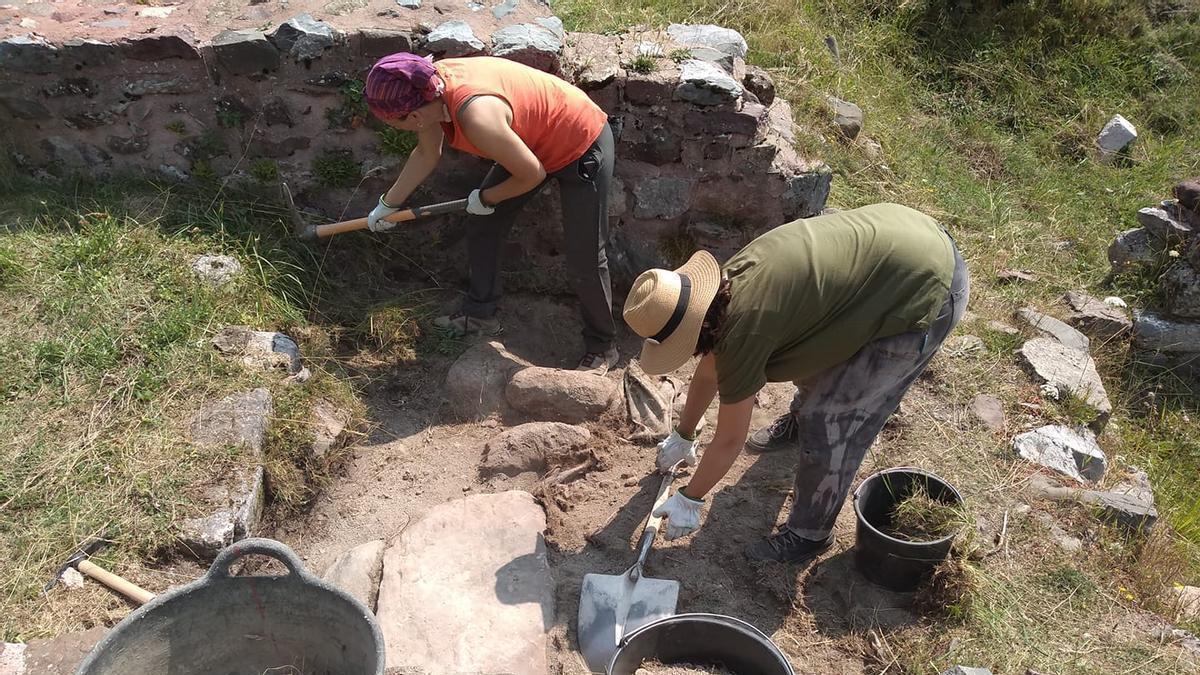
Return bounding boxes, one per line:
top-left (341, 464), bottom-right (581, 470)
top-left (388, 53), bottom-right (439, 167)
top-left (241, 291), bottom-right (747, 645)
top-left (206, 537), bottom-right (312, 580)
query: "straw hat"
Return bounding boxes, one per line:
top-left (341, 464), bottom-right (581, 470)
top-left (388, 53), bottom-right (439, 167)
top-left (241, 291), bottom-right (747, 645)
top-left (623, 250), bottom-right (722, 375)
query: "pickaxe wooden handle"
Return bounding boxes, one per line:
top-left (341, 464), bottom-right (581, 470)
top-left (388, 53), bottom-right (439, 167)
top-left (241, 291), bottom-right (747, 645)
top-left (308, 198), bottom-right (470, 239)
top-left (77, 559), bottom-right (156, 605)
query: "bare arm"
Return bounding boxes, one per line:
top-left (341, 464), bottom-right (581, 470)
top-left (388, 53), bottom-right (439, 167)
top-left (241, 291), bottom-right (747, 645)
top-left (383, 123), bottom-right (445, 207)
top-left (457, 96), bottom-right (546, 204)
top-left (681, 395), bottom-right (755, 500)
top-left (677, 354), bottom-right (718, 438)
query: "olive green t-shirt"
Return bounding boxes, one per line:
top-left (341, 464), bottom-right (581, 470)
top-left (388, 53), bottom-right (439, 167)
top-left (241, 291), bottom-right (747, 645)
top-left (714, 203), bottom-right (956, 404)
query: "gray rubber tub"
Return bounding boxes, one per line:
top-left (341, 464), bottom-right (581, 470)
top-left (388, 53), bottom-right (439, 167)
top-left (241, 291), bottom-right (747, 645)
top-left (75, 538), bottom-right (385, 675)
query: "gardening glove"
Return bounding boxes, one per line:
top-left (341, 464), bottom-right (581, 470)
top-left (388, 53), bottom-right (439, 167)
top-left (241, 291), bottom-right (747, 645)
top-left (656, 430), bottom-right (698, 473)
top-left (368, 195), bottom-right (400, 232)
top-left (653, 489), bottom-right (704, 540)
top-left (467, 188), bottom-right (495, 216)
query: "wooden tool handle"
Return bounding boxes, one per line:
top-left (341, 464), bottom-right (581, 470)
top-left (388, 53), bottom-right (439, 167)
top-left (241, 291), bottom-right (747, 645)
top-left (312, 198), bottom-right (470, 239)
top-left (78, 559), bottom-right (156, 605)
top-left (634, 472), bottom-right (676, 566)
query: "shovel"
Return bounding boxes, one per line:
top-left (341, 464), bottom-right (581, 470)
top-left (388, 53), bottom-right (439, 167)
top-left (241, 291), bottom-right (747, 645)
top-left (578, 470), bottom-right (681, 673)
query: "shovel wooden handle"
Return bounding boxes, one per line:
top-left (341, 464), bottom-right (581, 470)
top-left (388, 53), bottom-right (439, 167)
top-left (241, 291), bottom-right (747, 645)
top-left (77, 559), bottom-right (156, 606)
top-left (312, 198), bottom-right (470, 239)
top-left (634, 472), bottom-right (676, 566)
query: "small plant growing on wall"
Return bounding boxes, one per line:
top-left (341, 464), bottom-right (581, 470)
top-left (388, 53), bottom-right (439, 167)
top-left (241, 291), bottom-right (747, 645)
top-left (165, 120), bottom-right (187, 135)
top-left (668, 48), bottom-right (692, 63)
top-left (325, 79), bottom-right (370, 130)
top-left (627, 54), bottom-right (658, 74)
top-left (248, 159), bottom-right (279, 183)
top-left (312, 149), bottom-right (360, 189)
top-left (379, 128), bottom-right (418, 156)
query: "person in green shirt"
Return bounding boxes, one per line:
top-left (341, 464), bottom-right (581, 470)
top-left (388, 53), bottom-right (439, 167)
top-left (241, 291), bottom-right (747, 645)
top-left (622, 203), bottom-right (969, 563)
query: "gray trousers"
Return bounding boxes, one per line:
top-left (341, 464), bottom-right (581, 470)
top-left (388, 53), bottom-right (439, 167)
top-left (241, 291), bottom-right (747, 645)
top-left (461, 122), bottom-right (616, 353)
top-left (785, 243), bottom-right (969, 540)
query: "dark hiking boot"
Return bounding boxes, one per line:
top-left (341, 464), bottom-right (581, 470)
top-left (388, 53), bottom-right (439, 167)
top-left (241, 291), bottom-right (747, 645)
top-left (433, 311), bottom-right (502, 337)
top-left (743, 531), bottom-right (834, 564)
top-left (744, 412), bottom-right (801, 454)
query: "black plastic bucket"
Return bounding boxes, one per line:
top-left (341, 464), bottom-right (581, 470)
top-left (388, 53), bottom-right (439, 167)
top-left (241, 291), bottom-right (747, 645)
top-left (607, 613), bottom-right (794, 675)
top-left (852, 467), bottom-right (965, 592)
top-left (75, 538), bottom-right (385, 675)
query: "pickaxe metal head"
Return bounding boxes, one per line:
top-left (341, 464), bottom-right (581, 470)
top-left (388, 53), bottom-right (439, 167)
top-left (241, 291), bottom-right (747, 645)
top-left (44, 537), bottom-right (107, 593)
top-left (279, 181), bottom-right (319, 242)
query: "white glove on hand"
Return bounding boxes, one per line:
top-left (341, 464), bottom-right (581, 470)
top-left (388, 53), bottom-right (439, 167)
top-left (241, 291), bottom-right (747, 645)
top-left (368, 195), bottom-right (400, 232)
top-left (653, 490), bottom-right (704, 540)
top-left (467, 188), bottom-right (495, 216)
top-left (656, 430), bottom-right (698, 473)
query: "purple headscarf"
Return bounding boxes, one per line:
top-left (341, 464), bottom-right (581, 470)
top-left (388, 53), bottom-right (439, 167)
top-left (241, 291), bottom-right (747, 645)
top-left (364, 52), bottom-right (446, 119)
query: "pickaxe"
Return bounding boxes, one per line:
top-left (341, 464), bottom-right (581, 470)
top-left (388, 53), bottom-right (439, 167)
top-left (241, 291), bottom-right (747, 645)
top-left (280, 181), bottom-right (468, 242)
top-left (45, 538), bottom-right (156, 606)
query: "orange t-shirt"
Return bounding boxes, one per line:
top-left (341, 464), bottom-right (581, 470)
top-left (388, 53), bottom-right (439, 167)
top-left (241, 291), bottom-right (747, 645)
top-left (436, 57), bottom-right (607, 173)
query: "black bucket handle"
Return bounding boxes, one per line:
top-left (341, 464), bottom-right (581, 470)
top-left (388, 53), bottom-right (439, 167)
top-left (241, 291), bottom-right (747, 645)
top-left (205, 537), bottom-right (312, 581)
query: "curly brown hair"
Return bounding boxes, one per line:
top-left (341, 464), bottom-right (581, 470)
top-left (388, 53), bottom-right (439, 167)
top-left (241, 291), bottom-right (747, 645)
top-left (694, 277), bottom-right (732, 356)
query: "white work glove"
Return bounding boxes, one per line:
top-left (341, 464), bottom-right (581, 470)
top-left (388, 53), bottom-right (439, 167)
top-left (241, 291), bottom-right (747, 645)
top-left (467, 188), bottom-right (495, 216)
top-left (653, 489), bottom-right (704, 540)
top-left (368, 195), bottom-right (400, 232)
top-left (656, 430), bottom-right (698, 473)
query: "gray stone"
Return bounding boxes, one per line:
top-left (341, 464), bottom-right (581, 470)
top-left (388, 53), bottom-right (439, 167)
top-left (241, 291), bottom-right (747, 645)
top-left (159, 164), bottom-right (189, 182)
top-left (1016, 338), bottom-right (1111, 430)
top-left (986, 320), bottom-right (1020, 336)
top-left (1, 642), bottom-right (25, 674)
top-left (480, 422), bottom-right (591, 477)
top-left (1177, 178), bottom-right (1200, 213)
top-left (506, 367), bottom-right (618, 424)
top-left (1063, 291), bottom-right (1131, 342)
top-left (491, 24), bottom-right (562, 72)
top-left (781, 168), bottom-right (833, 220)
top-left (190, 254), bottom-right (242, 286)
top-left (322, 540), bottom-right (385, 612)
top-left (1027, 470), bottom-right (1157, 534)
top-left (123, 77), bottom-right (201, 97)
top-left (212, 29), bottom-right (280, 75)
top-left (0, 94), bottom-right (49, 120)
top-left (687, 221), bottom-right (744, 262)
top-left (211, 325), bottom-right (307, 379)
top-left (667, 23), bottom-right (748, 59)
top-left (1162, 265), bottom-right (1200, 318)
top-left (59, 566), bottom-right (86, 589)
top-left (941, 668), bottom-right (993, 675)
top-left (827, 96), bottom-right (863, 140)
top-left (1173, 585), bottom-right (1200, 621)
top-left (491, 0), bottom-right (518, 18)
top-left (743, 65), bottom-right (775, 106)
top-left (1016, 307), bottom-right (1090, 352)
top-left (396, 0), bottom-right (421, 7)
top-left (1138, 206), bottom-right (1192, 243)
top-left (40, 77), bottom-right (96, 98)
top-left (0, 34), bottom-right (58, 73)
top-left (40, 137), bottom-right (110, 171)
top-left (358, 28), bottom-right (413, 58)
top-left (118, 32), bottom-right (199, 60)
top-left (424, 20), bottom-right (485, 57)
top-left (675, 59), bottom-right (742, 106)
top-left (105, 131), bottom-right (149, 155)
top-left (682, 102), bottom-right (764, 137)
top-left (686, 46), bottom-right (734, 73)
top-left (1097, 114), bottom-right (1137, 154)
top-left (534, 16), bottom-right (565, 40)
top-left (633, 176), bottom-right (692, 219)
top-left (968, 394), bottom-right (1005, 433)
top-left (17, 627), bottom-right (106, 675)
top-left (376, 491), bottom-right (553, 675)
top-left (445, 340), bottom-right (531, 419)
top-left (1108, 227), bottom-right (1163, 270)
top-left (91, 18), bottom-right (130, 29)
top-left (1013, 425), bottom-right (1107, 483)
top-left (310, 400), bottom-right (351, 459)
top-left (270, 13), bottom-right (337, 61)
top-left (180, 389), bottom-right (272, 557)
top-left (1133, 310), bottom-right (1200, 352)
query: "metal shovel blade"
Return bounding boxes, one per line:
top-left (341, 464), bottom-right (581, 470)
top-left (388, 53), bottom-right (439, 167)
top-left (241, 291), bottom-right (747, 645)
top-left (578, 566), bottom-right (679, 673)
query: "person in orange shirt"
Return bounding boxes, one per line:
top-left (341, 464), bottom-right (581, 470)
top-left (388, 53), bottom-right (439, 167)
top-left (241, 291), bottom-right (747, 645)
top-left (364, 52), bottom-right (619, 373)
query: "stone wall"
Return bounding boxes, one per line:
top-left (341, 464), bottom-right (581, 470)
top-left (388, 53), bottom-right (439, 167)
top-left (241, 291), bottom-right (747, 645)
top-left (0, 1), bottom-right (830, 284)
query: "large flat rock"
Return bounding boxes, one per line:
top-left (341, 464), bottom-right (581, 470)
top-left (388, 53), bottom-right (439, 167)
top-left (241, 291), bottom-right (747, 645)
top-left (505, 366), bottom-right (618, 424)
top-left (1016, 338), bottom-right (1111, 431)
top-left (445, 341), bottom-right (532, 420)
top-left (1014, 425), bottom-right (1107, 483)
top-left (376, 491), bottom-right (553, 675)
top-left (1133, 310), bottom-right (1200, 353)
